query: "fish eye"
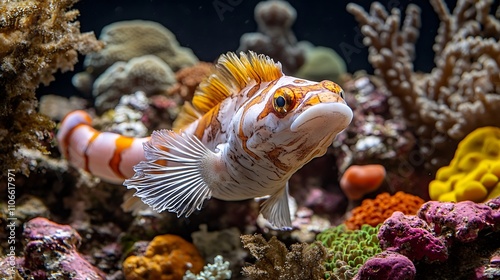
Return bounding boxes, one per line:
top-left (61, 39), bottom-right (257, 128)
top-left (275, 96), bottom-right (286, 107)
top-left (273, 87), bottom-right (294, 114)
top-left (339, 90), bottom-right (345, 99)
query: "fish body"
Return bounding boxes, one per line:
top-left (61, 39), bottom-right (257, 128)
top-left (124, 52), bottom-right (352, 229)
top-left (57, 51), bottom-right (352, 230)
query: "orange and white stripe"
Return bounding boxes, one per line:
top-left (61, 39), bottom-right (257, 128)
top-left (57, 110), bottom-right (149, 184)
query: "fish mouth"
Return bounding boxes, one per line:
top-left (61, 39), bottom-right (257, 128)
top-left (290, 102), bottom-right (353, 133)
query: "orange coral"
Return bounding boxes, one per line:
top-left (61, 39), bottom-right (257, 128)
top-left (168, 62), bottom-right (213, 102)
top-left (123, 234), bottom-right (204, 280)
top-left (344, 192), bottom-right (425, 230)
top-left (340, 164), bottom-right (386, 200)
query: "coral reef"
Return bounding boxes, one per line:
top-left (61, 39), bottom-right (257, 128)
top-left (190, 224), bottom-right (246, 277)
top-left (316, 224), bottom-right (382, 280)
top-left (332, 74), bottom-right (423, 197)
top-left (347, 0), bottom-right (500, 171)
top-left (340, 164), bottom-right (386, 200)
top-left (39, 95), bottom-right (87, 121)
top-left (238, 0), bottom-right (308, 74)
top-left (122, 234), bottom-right (204, 280)
top-left (93, 55), bottom-right (176, 113)
top-left (183, 255), bottom-right (231, 280)
top-left (430, 126), bottom-right (500, 202)
top-left (0, 0), bottom-right (102, 174)
top-left (345, 192), bottom-right (425, 230)
top-left (240, 234), bottom-right (327, 280)
top-left (357, 197), bottom-right (500, 279)
top-left (353, 251), bottom-right (416, 280)
top-left (168, 62), bottom-right (214, 103)
top-left (83, 20), bottom-right (198, 76)
top-left (295, 46), bottom-right (346, 83)
top-left (0, 217), bottom-right (105, 279)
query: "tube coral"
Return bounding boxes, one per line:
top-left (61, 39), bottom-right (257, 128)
top-left (0, 0), bottom-right (102, 174)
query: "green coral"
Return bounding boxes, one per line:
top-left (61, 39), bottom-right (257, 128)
top-left (316, 224), bottom-right (382, 280)
top-left (0, 0), bottom-right (102, 175)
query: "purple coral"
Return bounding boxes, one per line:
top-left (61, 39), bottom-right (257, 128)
top-left (357, 198), bottom-right (500, 279)
top-left (354, 251), bottom-right (416, 280)
top-left (418, 200), bottom-right (500, 242)
top-left (17, 217), bottom-right (105, 280)
top-left (378, 211), bottom-right (448, 263)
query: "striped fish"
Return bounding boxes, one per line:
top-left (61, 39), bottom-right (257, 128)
top-left (58, 51), bottom-right (353, 230)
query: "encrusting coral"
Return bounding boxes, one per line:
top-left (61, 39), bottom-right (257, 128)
top-left (122, 234), bottom-right (204, 280)
top-left (340, 164), bottom-right (386, 200)
top-left (316, 224), bottom-right (382, 280)
top-left (240, 234), bottom-right (328, 280)
top-left (92, 55), bottom-right (176, 113)
top-left (83, 20), bottom-right (198, 75)
top-left (0, 217), bottom-right (106, 279)
top-left (357, 197), bottom-right (500, 279)
top-left (344, 192), bottom-right (425, 230)
top-left (0, 0), bottom-right (102, 174)
top-left (238, 0), bottom-right (308, 74)
top-left (347, 0), bottom-right (500, 171)
top-left (430, 126), bottom-right (500, 203)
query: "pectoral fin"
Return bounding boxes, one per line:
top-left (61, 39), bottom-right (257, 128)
top-left (260, 184), bottom-right (293, 230)
top-left (124, 130), bottom-right (218, 217)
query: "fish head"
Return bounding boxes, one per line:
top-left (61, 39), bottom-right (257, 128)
top-left (237, 77), bottom-right (353, 173)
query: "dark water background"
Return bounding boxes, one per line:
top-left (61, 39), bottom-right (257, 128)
top-left (37, 0), bottom-right (458, 97)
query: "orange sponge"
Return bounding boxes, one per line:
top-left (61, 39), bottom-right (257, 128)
top-left (123, 234), bottom-right (204, 280)
top-left (344, 192), bottom-right (425, 230)
top-left (340, 164), bottom-right (386, 200)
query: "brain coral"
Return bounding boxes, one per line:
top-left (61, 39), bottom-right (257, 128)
top-left (345, 192), bottom-right (425, 230)
top-left (429, 126), bottom-right (500, 202)
top-left (122, 234), bottom-right (204, 280)
top-left (316, 224), bottom-right (382, 280)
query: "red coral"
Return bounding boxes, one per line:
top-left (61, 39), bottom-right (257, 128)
top-left (340, 164), bottom-right (386, 200)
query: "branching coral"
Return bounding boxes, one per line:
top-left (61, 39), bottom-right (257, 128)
top-left (0, 0), bottom-right (102, 174)
top-left (240, 234), bottom-right (327, 280)
top-left (345, 192), bottom-right (425, 230)
top-left (316, 224), bottom-right (382, 280)
top-left (347, 0), bottom-right (500, 170)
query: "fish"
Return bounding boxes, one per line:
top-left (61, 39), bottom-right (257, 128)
top-left (57, 110), bottom-right (149, 183)
top-left (57, 51), bottom-right (353, 230)
top-left (123, 51), bottom-right (352, 229)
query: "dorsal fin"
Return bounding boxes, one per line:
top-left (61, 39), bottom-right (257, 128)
top-left (172, 101), bottom-right (202, 131)
top-left (173, 51), bottom-right (283, 130)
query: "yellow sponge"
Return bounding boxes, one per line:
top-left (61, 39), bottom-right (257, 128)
top-left (429, 126), bottom-right (500, 202)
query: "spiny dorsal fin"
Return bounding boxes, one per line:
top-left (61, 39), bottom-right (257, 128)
top-left (194, 51), bottom-right (283, 113)
top-left (172, 101), bottom-right (202, 131)
top-left (173, 51), bottom-right (283, 130)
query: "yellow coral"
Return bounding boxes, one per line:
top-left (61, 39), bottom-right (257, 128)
top-left (123, 234), bottom-right (204, 280)
top-left (429, 126), bottom-right (500, 202)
